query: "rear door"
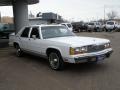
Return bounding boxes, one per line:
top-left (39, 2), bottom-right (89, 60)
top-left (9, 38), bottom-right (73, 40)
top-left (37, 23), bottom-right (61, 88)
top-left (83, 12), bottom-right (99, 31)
top-left (19, 27), bottom-right (31, 50)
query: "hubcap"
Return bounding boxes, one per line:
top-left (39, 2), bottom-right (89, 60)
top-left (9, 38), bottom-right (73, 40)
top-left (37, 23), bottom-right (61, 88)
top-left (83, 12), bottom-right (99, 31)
top-left (16, 46), bottom-right (21, 56)
top-left (17, 49), bottom-right (20, 55)
top-left (49, 53), bottom-right (59, 69)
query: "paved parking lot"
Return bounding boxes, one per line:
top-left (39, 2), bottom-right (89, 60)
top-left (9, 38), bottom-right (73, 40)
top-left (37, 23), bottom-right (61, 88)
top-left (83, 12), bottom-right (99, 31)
top-left (0, 32), bottom-right (120, 90)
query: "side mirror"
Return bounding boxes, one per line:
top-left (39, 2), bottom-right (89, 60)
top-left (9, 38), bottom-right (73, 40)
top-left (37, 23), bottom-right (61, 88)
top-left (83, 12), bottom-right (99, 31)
top-left (32, 35), bottom-right (36, 39)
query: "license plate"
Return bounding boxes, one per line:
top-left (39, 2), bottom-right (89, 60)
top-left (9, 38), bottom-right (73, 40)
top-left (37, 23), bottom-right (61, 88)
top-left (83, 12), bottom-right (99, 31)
top-left (97, 55), bottom-right (105, 61)
top-left (90, 57), bottom-right (96, 62)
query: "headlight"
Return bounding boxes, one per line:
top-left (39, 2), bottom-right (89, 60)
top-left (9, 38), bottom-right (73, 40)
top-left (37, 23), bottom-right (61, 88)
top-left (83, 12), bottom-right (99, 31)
top-left (70, 46), bottom-right (88, 55)
top-left (104, 43), bottom-right (111, 48)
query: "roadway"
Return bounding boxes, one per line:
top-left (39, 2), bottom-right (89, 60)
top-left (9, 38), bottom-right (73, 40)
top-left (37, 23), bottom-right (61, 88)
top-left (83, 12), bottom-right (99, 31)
top-left (0, 32), bottom-right (120, 90)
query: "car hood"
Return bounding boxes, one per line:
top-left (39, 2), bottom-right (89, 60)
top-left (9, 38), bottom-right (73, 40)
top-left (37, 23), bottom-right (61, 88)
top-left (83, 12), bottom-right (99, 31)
top-left (47, 36), bottom-right (110, 47)
top-left (106, 25), bottom-right (114, 27)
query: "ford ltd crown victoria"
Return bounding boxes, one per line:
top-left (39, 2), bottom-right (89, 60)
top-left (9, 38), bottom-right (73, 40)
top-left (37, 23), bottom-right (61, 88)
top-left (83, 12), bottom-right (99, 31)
top-left (9, 25), bottom-right (113, 70)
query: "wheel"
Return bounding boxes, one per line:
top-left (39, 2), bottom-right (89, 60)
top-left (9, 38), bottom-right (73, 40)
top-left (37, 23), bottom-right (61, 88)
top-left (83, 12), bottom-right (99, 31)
top-left (106, 29), bottom-right (108, 32)
top-left (16, 44), bottom-right (23, 57)
top-left (48, 52), bottom-right (64, 70)
top-left (96, 28), bottom-right (100, 32)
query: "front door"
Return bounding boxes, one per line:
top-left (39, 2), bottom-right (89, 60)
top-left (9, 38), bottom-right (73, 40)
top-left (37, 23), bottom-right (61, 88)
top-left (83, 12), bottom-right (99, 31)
top-left (28, 27), bottom-right (42, 54)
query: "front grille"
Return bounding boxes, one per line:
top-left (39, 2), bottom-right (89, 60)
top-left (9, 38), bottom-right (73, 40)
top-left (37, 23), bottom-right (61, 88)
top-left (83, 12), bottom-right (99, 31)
top-left (87, 44), bottom-right (105, 53)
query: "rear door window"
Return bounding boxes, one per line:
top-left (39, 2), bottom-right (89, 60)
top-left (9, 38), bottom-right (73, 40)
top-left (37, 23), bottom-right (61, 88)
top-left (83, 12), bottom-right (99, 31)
top-left (21, 27), bottom-right (30, 38)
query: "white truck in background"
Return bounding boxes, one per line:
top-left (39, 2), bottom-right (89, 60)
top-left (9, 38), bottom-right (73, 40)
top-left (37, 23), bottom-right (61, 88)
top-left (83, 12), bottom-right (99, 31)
top-left (105, 21), bottom-right (120, 32)
top-left (87, 22), bottom-right (103, 32)
top-left (61, 23), bottom-right (73, 32)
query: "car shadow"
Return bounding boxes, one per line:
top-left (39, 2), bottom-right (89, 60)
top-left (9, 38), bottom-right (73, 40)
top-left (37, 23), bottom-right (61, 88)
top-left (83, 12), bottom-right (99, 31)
top-left (64, 62), bottom-right (109, 73)
top-left (11, 51), bottom-right (49, 65)
top-left (10, 51), bottom-right (109, 74)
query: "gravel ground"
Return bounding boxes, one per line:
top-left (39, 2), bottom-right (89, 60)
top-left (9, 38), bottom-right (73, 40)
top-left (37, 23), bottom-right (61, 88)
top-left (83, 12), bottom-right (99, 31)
top-left (0, 32), bottom-right (120, 90)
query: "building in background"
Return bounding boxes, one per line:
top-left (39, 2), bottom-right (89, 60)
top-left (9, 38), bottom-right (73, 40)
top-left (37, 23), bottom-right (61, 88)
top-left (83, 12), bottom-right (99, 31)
top-left (29, 12), bottom-right (63, 25)
top-left (42, 12), bottom-right (62, 23)
top-left (29, 17), bottom-right (48, 25)
top-left (1, 16), bottom-right (13, 24)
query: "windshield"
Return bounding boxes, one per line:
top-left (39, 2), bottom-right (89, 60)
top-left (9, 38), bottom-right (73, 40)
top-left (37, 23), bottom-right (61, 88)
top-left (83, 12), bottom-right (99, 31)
top-left (41, 26), bottom-right (75, 39)
top-left (96, 23), bottom-right (100, 25)
top-left (88, 23), bottom-right (94, 25)
top-left (107, 22), bottom-right (114, 25)
top-left (67, 24), bottom-right (72, 28)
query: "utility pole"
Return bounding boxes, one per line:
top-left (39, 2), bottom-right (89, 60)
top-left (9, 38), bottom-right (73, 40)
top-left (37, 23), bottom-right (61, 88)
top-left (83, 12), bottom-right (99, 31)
top-left (0, 12), bottom-right (1, 23)
top-left (104, 5), bottom-right (120, 23)
top-left (104, 5), bottom-right (106, 24)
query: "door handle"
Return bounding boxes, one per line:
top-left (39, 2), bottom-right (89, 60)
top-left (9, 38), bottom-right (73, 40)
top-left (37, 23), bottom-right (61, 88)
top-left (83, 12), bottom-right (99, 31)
top-left (18, 37), bottom-right (21, 40)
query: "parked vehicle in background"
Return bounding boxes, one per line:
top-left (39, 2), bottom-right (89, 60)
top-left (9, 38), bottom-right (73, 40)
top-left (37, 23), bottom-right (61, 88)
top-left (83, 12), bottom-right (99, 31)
top-left (105, 21), bottom-right (120, 32)
top-left (72, 22), bottom-right (88, 32)
top-left (0, 23), bottom-right (14, 38)
top-left (72, 22), bottom-right (80, 32)
top-left (9, 24), bottom-right (113, 70)
top-left (9, 32), bottom-right (15, 46)
top-left (87, 22), bottom-right (103, 32)
top-left (83, 23), bottom-right (88, 32)
top-left (61, 23), bottom-right (73, 32)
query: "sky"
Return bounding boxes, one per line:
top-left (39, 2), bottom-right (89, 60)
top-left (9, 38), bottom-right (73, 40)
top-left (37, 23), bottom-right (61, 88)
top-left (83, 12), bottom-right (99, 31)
top-left (0, 0), bottom-right (120, 22)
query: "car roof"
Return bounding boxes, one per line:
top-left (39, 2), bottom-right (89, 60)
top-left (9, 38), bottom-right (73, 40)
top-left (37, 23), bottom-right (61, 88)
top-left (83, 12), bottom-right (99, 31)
top-left (61, 23), bottom-right (71, 24)
top-left (88, 22), bottom-right (95, 24)
top-left (107, 21), bottom-right (115, 22)
top-left (26, 24), bottom-right (63, 27)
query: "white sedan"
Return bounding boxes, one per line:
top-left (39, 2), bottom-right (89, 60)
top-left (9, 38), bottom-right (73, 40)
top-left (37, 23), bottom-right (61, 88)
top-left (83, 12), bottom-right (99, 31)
top-left (10, 25), bottom-right (113, 70)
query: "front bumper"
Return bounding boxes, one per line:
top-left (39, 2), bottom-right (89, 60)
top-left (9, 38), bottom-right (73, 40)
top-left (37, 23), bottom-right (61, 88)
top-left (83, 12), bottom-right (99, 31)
top-left (64, 48), bottom-right (113, 63)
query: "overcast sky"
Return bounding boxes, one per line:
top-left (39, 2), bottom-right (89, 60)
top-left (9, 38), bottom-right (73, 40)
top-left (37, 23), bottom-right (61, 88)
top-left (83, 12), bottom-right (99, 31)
top-left (0, 0), bottom-right (120, 21)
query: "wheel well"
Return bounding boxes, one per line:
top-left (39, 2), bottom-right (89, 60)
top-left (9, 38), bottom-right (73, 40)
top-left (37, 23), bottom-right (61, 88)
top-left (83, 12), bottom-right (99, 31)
top-left (13, 42), bottom-right (19, 48)
top-left (46, 48), bottom-right (61, 56)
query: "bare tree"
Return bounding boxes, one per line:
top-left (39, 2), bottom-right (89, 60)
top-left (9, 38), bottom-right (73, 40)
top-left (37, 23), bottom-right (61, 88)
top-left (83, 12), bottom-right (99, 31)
top-left (29, 11), bottom-right (35, 18)
top-left (107, 10), bottom-right (118, 19)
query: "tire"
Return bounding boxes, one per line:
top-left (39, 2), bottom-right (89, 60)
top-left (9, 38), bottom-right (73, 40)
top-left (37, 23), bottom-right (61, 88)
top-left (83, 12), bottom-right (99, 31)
top-left (96, 27), bottom-right (100, 32)
top-left (48, 51), bottom-right (64, 70)
top-left (16, 44), bottom-right (23, 57)
top-left (106, 29), bottom-right (108, 32)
